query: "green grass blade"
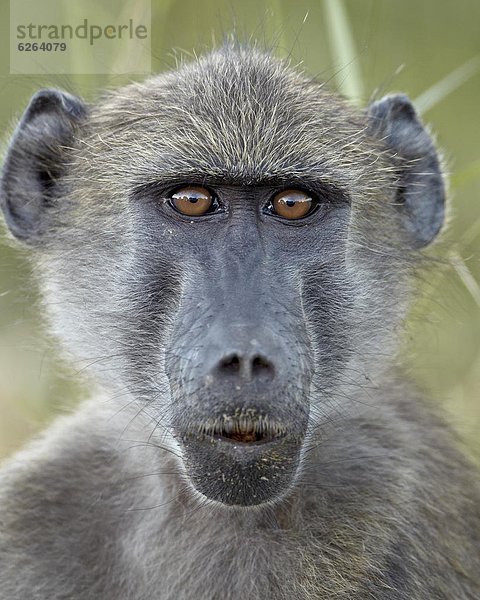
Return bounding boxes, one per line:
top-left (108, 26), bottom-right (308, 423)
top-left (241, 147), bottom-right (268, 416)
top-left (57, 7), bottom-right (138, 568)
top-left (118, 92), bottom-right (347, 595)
top-left (415, 55), bottom-right (480, 115)
top-left (323, 0), bottom-right (364, 103)
top-left (110, 0), bottom-right (153, 78)
top-left (450, 250), bottom-right (480, 309)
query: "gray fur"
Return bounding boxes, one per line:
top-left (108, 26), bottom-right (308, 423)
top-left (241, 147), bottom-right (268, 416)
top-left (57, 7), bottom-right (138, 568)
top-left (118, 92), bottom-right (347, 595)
top-left (0, 45), bottom-right (479, 599)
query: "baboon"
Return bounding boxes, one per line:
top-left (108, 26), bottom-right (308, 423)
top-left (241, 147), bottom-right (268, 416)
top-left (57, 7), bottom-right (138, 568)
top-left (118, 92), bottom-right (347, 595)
top-left (0, 45), bottom-right (479, 599)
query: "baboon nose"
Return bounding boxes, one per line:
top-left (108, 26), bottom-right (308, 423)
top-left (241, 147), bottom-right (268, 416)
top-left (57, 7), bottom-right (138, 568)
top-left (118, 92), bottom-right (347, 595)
top-left (216, 352), bottom-right (275, 382)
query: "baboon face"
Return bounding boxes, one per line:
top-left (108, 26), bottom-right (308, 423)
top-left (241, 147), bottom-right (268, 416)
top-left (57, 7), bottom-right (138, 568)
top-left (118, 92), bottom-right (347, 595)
top-left (0, 48), bottom-right (444, 506)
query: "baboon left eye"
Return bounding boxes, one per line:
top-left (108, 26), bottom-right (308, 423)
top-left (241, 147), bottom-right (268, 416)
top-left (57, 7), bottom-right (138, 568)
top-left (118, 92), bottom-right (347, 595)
top-left (169, 185), bottom-right (216, 216)
top-left (266, 189), bottom-right (315, 220)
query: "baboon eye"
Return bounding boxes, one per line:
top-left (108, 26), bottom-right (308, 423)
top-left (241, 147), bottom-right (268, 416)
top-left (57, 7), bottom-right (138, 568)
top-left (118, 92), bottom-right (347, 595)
top-left (268, 189), bottom-right (314, 220)
top-left (170, 186), bottom-right (214, 216)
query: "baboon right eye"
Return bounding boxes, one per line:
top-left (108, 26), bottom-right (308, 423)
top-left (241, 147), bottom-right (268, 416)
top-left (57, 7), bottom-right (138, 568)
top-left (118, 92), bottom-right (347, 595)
top-left (169, 185), bottom-right (216, 217)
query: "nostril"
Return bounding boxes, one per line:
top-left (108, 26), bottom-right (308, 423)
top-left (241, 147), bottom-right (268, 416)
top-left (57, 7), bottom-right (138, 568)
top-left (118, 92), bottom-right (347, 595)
top-left (252, 354), bottom-right (274, 376)
top-left (219, 354), bottom-right (241, 373)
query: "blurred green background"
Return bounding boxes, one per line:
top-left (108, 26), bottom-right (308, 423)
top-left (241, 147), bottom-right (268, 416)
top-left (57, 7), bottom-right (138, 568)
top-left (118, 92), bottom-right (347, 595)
top-left (0, 0), bottom-right (479, 460)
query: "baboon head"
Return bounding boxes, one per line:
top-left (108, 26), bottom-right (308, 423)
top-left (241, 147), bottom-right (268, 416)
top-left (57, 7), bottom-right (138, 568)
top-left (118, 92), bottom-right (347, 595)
top-left (0, 47), bottom-right (444, 506)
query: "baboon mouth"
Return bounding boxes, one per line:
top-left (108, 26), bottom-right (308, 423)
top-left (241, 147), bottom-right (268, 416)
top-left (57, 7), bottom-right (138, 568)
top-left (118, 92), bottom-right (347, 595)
top-left (216, 428), bottom-right (277, 445)
top-left (184, 415), bottom-right (288, 446)
top-left (178, 412), bottom-right (307, 506)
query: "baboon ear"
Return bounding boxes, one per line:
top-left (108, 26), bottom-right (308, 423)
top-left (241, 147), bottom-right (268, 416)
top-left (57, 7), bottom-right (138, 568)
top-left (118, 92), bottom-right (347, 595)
top-left (0, 89), bottom-right (87, 244)
top-left (367, 94), bottom-right (445, 248)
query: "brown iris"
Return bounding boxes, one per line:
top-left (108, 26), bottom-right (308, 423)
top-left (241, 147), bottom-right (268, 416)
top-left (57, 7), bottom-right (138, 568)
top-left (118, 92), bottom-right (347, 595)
top-left (271, 189), bottom-right (313, 220)
top-left (170, 186), bottom-right (213, 216)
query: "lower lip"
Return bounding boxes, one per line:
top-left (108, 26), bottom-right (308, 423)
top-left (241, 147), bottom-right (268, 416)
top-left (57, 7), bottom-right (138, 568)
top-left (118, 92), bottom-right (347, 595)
top-left (212, 433), bottom-right (286, 446)
top-left (181, 432), bottom-right (293, 463)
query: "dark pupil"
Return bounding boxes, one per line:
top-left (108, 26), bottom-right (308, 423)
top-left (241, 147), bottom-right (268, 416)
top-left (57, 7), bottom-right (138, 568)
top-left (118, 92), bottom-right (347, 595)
top-left (188, 197), bottom-right (199, 203)
top-left (286, 199), bottom-right (296, 207)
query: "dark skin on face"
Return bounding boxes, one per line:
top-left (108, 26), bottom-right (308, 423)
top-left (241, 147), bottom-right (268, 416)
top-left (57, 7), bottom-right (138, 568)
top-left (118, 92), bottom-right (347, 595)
top-left (130, 179), bottom-right (351, 505)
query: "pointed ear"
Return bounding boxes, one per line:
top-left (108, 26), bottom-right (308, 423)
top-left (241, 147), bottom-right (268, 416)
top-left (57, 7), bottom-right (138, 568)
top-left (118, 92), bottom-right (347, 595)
top-left (0, 89), bottom-right (87, 244)
top-left (367, 94), bottom-right (445, 248)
